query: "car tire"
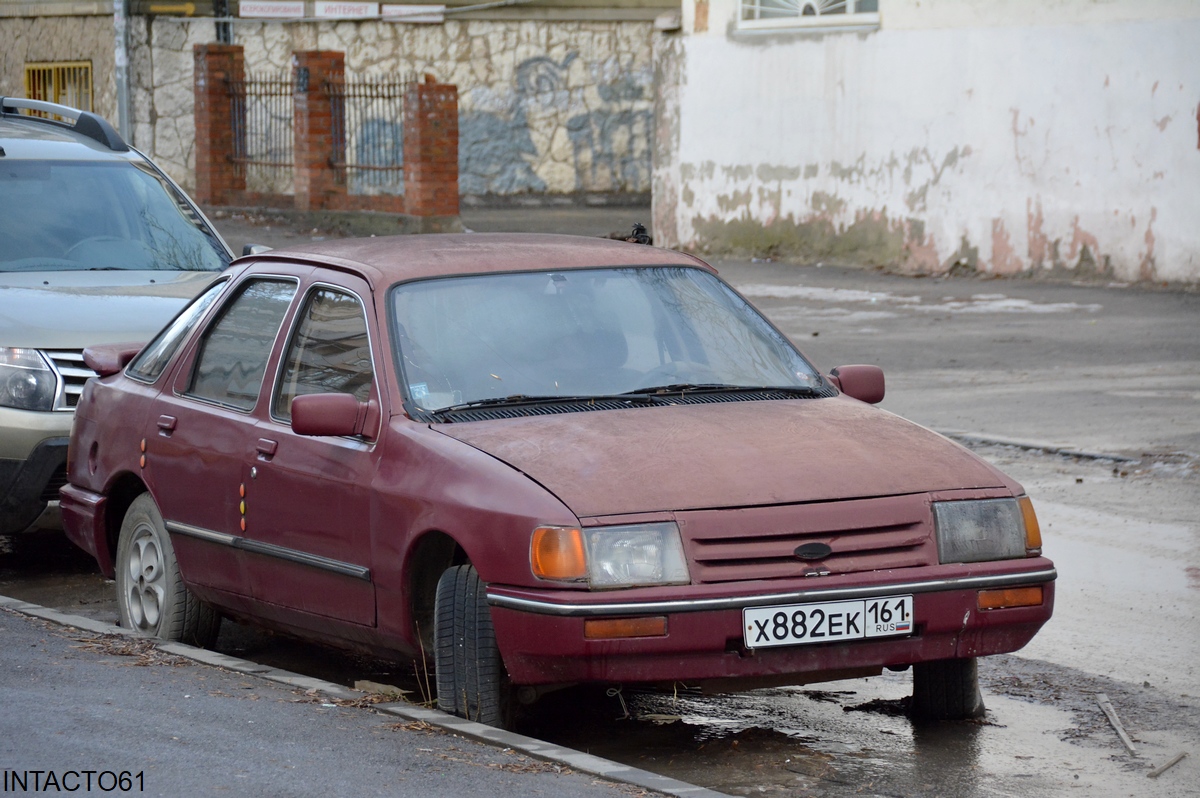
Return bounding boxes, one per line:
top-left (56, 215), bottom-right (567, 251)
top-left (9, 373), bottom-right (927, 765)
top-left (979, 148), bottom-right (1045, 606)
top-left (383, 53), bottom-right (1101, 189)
top-left (115, 493), bottom-right (220, 648)
top-left (434, 564), bottom-right (512, 727)
top-left (911, 657), bottom-right (985, 720)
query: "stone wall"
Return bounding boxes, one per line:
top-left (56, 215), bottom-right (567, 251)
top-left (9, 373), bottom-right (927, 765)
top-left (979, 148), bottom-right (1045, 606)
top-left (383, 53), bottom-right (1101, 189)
top-left (0, 14), bottom-right (116, 121)
top-left (130, 17), bottom-right (654, 199)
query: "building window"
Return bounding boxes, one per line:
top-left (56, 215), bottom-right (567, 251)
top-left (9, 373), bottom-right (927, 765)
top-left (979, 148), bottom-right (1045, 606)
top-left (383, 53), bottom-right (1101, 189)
top-left (740, 0), bottom-right (880, 31)
top-left (24, 62), bottom-right (94, 112)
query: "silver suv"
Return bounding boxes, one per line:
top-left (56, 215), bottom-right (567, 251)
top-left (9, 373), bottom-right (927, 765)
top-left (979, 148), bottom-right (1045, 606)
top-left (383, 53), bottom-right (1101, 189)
top-left (0, 97), bottom-right (232, 535)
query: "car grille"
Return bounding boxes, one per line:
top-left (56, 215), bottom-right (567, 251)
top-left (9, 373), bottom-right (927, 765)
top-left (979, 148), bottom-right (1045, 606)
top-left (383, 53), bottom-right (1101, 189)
top-left (679, 494), bottom-right (938, 584)
top-left (44, 349), bottom-right (97, 410)
top-left (39, 466), bottom-right (69, 503)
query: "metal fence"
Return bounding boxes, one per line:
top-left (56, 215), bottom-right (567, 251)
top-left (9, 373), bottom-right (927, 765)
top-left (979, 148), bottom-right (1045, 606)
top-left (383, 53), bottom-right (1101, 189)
top-left (228, 73), bottom-right (294, 195)
top-left (326, 76), bottom-right (413, 196)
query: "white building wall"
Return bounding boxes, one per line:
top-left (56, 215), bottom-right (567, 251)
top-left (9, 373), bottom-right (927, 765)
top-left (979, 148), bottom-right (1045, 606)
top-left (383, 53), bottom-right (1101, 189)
top-left (655, 0), bottom-right (1200, 283)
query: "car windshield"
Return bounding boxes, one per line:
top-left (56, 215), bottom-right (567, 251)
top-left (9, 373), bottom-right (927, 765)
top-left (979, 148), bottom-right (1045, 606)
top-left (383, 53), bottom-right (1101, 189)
top-left (391, 266), bottom-right (822, 412)
top-left (0, 159), bottom-right (229, 273)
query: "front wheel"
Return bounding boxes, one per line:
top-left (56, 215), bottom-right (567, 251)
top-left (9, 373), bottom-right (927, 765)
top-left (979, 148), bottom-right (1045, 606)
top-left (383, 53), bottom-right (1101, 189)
top-left (911, 657), bottom-right (985, 720)
top-left (115, 493), bottom-right (220, 647)
top-left (434, 564), bottom-right (512, 727)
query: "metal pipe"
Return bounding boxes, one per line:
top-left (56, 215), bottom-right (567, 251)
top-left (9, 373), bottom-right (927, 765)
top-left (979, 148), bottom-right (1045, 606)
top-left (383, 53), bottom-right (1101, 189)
top-left (113, 0), bottom-right (132, 140)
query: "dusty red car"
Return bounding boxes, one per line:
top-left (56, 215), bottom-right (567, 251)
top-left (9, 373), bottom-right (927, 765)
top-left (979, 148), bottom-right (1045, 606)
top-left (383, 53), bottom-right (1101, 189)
top-left (61, 234), bottom-right (1054, 727)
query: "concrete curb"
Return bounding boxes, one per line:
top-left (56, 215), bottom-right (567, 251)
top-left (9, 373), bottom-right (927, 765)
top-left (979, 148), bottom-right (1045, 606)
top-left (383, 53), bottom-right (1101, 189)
top-left (0, 594), bottom-right (729, 798)
top-left (937, 430), bottom-right (1140, 463)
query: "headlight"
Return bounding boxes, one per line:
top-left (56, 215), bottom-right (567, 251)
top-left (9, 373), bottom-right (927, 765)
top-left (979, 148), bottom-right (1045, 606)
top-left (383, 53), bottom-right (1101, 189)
top-left (531, 522), bottom-right (690, 589)
top-left (0, 348), bottom-right (57, 411)
top-left (934, 497), bottom-right (1041, 564)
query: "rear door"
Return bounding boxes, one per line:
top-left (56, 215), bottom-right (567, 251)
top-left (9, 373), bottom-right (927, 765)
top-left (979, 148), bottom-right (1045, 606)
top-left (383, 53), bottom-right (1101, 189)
top-left (148, 275), bottom-right (300, 599)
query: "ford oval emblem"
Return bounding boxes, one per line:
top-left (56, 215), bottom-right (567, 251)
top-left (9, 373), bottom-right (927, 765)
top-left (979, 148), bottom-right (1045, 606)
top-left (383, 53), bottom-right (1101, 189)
top-left (794, 542), bottom-right (833, 561)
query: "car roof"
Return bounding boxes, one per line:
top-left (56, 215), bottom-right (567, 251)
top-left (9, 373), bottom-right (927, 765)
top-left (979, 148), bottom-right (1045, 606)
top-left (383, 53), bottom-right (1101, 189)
top-left (250, 233), bottom-right (716, 285)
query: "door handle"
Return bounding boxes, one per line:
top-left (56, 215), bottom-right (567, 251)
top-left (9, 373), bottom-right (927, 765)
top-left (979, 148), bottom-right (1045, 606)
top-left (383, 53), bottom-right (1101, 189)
top-left (156, 415), bottom-right (177, 433)
top-left (256, 438), bottom-right (278, 458)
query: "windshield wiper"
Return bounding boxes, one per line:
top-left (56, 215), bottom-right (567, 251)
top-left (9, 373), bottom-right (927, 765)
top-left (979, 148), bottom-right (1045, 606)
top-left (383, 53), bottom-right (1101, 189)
top-left (429, 392), bottom-right (661, 417)
top-left (623, 383), bottom-right (820, 397)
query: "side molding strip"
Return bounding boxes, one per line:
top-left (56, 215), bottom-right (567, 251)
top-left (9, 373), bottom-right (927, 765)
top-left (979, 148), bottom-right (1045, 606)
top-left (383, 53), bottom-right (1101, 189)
top-left (487, 568), bottom-right (1058, 617)
top-left (166, 521), bottom-right (371, 582)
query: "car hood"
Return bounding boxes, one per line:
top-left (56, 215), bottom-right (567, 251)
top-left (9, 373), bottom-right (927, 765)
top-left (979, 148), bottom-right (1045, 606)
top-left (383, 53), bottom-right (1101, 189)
top-left (435, 397), bottom-right (1013, 518)
top-left (0, 271), bottom-right (219, 348)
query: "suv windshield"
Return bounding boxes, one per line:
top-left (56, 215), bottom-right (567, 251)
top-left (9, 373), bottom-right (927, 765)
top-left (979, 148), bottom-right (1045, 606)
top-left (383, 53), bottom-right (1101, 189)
top-left (391, 266), bottom-right (822, 412)
top-left (0, 159), bottom-right (229, 273)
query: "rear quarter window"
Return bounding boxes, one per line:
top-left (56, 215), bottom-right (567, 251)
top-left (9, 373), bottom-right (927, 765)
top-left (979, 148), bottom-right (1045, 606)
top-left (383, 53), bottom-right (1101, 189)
top-left (127, 279), bottom-right (228, 383)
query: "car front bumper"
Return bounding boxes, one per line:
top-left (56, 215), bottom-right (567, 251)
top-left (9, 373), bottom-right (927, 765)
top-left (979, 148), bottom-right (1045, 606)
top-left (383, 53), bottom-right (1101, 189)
top-left (0, 437), bottom-right (69, 535)
top-left (487, 563), bottom-right (1056, 688)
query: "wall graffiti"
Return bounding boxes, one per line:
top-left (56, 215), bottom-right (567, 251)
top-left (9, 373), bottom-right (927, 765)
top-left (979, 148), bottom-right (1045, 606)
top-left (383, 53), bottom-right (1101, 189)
top-left (459, 52), bottom-right (653, 196)
top-left (352, 117), bottom-right (404, 195)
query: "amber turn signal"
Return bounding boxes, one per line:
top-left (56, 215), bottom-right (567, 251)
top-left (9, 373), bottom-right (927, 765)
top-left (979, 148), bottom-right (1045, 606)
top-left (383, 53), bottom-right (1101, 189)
top-left (1018, 496), bottom-right (1042, 555)
top-left (977, 586), bottom-right (1043, 610)
top-left (584, 616), bottom-right (668, 640)
top-left (531, 526), bottom-right (587, 581)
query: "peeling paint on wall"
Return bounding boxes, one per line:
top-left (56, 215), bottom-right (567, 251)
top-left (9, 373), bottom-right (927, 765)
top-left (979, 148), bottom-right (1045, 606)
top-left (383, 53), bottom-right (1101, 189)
top-left (903, 146), bottom-right (970, 212)
top-left (1140, 207), bottom-right (1158, 280)
top-left (991, 219), bottom-right (1022, 275)
top-left (688, 208), bottom-right (947, 270)
top-left (1027, 198), bottom-right (1048, 266)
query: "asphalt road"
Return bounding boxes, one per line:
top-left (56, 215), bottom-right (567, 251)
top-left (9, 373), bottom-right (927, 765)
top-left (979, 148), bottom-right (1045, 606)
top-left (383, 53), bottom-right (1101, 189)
top-left (0, 607), bottom-right (646, 798)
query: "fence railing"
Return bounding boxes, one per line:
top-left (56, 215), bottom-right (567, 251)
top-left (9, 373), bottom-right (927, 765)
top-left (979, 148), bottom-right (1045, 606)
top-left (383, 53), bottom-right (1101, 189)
top-left (197, 45), bottom-right (457, 217)
top-left (326, 75), bottom-right (413, 196)
top-left (228, 73), bottom-right (294, 195)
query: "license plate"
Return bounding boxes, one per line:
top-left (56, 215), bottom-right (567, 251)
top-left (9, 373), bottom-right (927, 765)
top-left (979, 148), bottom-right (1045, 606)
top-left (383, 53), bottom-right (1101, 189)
top-left (743, 595), bottom-right (914, 649)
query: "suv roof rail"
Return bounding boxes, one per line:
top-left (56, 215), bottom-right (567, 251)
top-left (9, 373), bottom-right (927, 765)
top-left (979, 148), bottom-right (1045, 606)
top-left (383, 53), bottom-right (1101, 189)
top-left (0, 97), bottom-right (128, 152)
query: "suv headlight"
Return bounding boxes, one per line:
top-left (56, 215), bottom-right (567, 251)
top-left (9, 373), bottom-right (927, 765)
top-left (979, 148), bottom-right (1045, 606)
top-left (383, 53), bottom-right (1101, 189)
top-left (0, 348), bottom-right (57, 411)
top-left (934, 497), bottom-right (1041, 563)
top-left (531, 522), bottom-right (690, 589)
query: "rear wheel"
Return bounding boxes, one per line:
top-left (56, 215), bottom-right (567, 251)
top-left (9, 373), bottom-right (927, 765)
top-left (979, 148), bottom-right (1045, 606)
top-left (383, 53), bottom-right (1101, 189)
top-left (911, 657), bottom-right (985, 720)
top-left (115, 493), bottom-right (220, 647)
top-left (434, 564), bottom-right (512, 727)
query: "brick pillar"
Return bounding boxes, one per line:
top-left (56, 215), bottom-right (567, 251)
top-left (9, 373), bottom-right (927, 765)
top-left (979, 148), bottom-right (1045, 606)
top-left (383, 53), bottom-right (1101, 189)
top-left (193, 44), bottom-right (244, 205)
top-left (293, 51), bottom-right (346, 211)
top-left (404, 77), bottom-right (459, 217)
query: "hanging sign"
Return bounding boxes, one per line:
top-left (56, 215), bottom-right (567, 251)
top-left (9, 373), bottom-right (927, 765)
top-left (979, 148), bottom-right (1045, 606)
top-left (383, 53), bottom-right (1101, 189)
top-left (239, 1), bottom-right (305, 16)
top-left (383, 4), bottom-right (446, 23)
top-left (314, 1), bottom-right (380, 16)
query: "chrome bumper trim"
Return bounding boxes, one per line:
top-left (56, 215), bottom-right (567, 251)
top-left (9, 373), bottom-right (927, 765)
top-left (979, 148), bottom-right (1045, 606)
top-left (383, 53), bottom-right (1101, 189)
top-left (487, 568), bottom-right (1057, 617)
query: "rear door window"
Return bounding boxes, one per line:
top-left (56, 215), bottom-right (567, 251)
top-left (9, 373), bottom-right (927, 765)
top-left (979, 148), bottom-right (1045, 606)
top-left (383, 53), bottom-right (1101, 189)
top-left (187, 279), bottom-right (297, 410)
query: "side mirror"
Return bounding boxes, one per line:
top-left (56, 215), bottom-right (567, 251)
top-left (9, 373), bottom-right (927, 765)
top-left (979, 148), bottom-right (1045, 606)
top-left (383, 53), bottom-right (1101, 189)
top-left (242, 244), bottom-right (272, 256)
top-left (83, 342), bottom-right (144, 377)
top-left (291, 393), bottom-right (367, 437)
top-left (828, 365), bottom-right (885, 405)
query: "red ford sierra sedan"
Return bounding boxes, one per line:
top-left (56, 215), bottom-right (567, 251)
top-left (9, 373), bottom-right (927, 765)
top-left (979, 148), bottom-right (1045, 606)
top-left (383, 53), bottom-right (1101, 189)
top-left (61, 234), bottom-right (1055, 727)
